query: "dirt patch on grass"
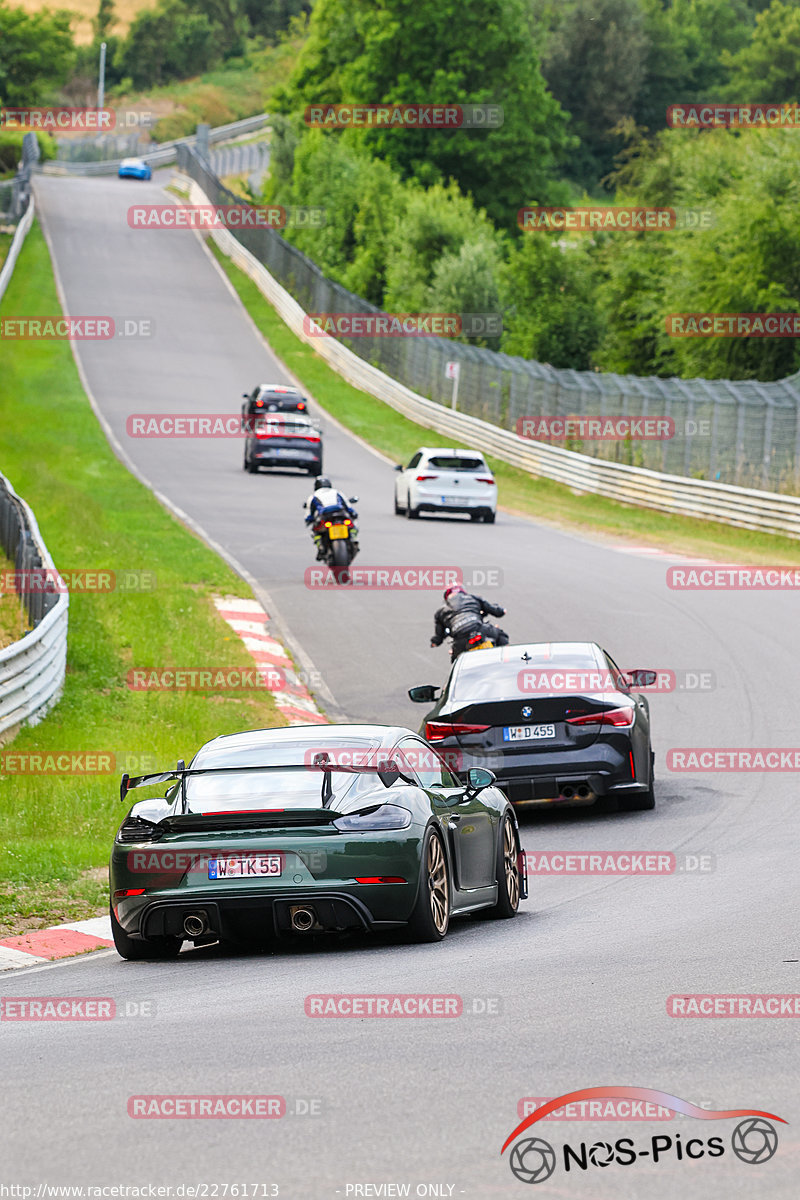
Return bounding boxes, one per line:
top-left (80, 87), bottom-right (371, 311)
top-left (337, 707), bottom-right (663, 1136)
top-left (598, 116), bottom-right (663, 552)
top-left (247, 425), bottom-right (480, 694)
top-left (0, 866), bottom-right (108, 937)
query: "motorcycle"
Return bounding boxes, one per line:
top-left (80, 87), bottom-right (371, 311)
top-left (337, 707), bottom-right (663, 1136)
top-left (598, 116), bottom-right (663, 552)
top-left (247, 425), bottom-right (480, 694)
top-left (432, 617), bottom-right (507, 662)
top-left (310, 503), bottom-right (360, 570)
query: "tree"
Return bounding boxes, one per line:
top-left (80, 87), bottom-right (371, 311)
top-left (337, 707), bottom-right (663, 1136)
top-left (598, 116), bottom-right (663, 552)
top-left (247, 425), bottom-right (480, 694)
top-left (115, 1), bottom-right (222, 90)
top-left (94, 0), bottom-right (116, 41)
top-left (0, 2), bottom-right (75, 106)
top-left (723, 0), bottom-right (800, 101)
top-left (241, 0), bottom-right (310, 40)
top-left (275, 0), bottom-right (574, 230)
top-left (500, 234), bottom-right (602, 368)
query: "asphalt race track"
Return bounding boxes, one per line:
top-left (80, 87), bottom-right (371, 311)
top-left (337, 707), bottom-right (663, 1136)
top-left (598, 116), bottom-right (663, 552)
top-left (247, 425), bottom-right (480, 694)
top-left (2, 172), bottom-right (797, 1197)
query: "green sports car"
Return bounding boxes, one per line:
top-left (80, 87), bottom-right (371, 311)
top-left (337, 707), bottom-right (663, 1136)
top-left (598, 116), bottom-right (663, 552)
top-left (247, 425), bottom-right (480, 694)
top-left (109, 724), bottom-right (526, 959)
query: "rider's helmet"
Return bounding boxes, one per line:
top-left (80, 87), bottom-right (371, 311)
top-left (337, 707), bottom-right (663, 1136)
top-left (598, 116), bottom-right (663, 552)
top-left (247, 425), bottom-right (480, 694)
top-left (314, 476), bottom-right (332, 490)
top-left (443, 584), bottom-right (465, 602)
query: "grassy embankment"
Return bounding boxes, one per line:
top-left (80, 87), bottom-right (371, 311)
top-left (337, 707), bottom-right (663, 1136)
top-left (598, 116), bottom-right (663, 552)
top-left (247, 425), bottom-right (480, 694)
top-left (0, 223), bottom-right (286, 935)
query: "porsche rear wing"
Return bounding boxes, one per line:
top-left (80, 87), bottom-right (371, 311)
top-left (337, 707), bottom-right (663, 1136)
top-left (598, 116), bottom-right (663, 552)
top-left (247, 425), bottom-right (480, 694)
top-left (120, 755), bottom-right (412, 806)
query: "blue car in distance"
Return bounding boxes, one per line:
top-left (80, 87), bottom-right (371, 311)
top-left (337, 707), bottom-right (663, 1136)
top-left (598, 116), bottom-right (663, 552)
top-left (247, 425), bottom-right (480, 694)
top-left (118, 157), bottom-right (152, 181)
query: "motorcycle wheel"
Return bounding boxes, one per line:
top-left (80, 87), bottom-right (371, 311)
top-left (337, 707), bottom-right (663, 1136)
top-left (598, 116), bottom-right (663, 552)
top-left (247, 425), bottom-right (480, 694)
top-left (331, 539), bottom-right (349, 567)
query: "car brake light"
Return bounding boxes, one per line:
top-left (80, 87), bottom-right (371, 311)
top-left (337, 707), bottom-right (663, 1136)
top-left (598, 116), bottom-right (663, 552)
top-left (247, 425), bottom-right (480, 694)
top-left (113, 889), bottom-right (145, 898)
top-left (476, 477), bottom-right (495, 485)
top-left (566, 706), bottom-right (635, 727)
top-left (425, 722), bottom-right (491, 741)
top-left (415, 474), bottom-right (439, 481)
top-left (355, 876), bottom-right (407, 884)
top-left (303, 436), bottom-right (320, 442)
top-left (255, 399), bottom-right (264, 407)
top-left (297, 402), bottom-right (306, 410)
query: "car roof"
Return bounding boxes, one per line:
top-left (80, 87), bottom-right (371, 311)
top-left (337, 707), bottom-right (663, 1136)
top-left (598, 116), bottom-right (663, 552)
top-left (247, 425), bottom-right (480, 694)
top-left (120, 158), bottom-right (145, 166)
top-left (452, 642), bottom-right (606, 673)
top-left (195, 724), bottom-right (421, 760)
top-left (256, 384), bottom-right (301, 394)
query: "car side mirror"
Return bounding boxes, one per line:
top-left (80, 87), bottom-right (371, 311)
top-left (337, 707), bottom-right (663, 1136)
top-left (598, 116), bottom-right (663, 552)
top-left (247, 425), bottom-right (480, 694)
top-left (627, 669), bottom-right (657, 688)
top-left (242, 393), bottom-right (249, 399)
top-left (394, 464), bottom-right (403, 472)
top-left (465, 766), bottom-right (495, 795)
top-left (409, 684), bottom-right (441, 703)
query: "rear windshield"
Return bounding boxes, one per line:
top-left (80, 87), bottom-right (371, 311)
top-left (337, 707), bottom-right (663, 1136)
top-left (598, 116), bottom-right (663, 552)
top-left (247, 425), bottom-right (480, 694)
top-left (450, 648), bottom-right (603, 702)
top-left (254, 419), bottom-right (315, 435)
top-left (426, 456), bottom-right (486, 471)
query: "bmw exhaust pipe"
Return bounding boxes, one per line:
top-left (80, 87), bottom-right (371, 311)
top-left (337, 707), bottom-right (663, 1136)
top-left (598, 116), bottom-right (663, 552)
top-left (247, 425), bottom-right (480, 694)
top-left (576, 784), bottom-right (592, 799)
top-left (290, 906), bottom-right (316, 932)
top-left (560, 785), bottom-right (575, 799)
top-left (183, 912), bottom-right (207, 938)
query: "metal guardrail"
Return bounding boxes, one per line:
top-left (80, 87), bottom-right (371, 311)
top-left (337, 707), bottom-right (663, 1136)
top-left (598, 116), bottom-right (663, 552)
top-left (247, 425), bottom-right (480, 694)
top-left (0, 474), bottom-right (68, 737)
top-left (37, 113), bottom-right (270, 176)
top-left (183, 170), bottom-right (800, 540)
top-left (0, 196), bottom-right (34, 304)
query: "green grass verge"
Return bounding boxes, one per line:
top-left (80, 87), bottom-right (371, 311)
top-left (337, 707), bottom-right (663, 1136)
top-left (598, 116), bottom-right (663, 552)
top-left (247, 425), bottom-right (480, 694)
top-left (207, 238), bottom-right (800, 566)
top-left (0, 222), bottom-right (286, 934)
top-left (0, 231), bottom-right (11, 271)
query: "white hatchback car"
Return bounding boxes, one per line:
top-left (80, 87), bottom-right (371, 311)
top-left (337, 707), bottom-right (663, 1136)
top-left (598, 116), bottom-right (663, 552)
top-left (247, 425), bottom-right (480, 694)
top-left (394, 447), bottom-right (497, 523)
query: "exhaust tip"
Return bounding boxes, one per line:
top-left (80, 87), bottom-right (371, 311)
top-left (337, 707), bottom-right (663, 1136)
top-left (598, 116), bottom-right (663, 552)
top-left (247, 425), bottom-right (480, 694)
top-left (560, 785), bottom-right (575, 799)
top-left (291, 906), bottom-right (315, 932)
top-left (576, 784), bottom-right (591, 798)
top-left (183, 912), bottom-right (207, 938)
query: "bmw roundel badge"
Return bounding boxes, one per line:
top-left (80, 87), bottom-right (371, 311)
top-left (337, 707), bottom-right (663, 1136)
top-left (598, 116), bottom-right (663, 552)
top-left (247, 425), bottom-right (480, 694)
top-left (521, 706), bottom-right (533, 719)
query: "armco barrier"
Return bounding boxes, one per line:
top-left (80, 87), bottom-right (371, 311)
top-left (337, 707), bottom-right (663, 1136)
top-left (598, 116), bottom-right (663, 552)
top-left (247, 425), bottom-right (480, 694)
top-left (37, 113), bottom-right (270, 176)
top-left (184, 176), bottom-right (800, 540)
top-left (0, 475), bottom-right (68, 736)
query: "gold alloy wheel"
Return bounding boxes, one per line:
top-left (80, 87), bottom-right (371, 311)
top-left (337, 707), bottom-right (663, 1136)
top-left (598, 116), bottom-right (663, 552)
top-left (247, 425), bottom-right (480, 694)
top-left (503, 815), bottom-right (520, 910)
top-left (427, 834), bottom-right (449, 933)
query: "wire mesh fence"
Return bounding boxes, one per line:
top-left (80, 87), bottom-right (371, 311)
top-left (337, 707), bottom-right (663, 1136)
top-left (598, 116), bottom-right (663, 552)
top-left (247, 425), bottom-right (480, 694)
top-left (178, 144), bottom-right (800, 495)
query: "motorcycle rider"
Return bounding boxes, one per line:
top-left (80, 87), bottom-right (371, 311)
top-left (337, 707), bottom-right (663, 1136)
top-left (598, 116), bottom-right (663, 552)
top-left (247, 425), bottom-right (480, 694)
top-left (304, 476), bottom-right (358, 559)
top-left (430, 584), bottom-right (508, 661)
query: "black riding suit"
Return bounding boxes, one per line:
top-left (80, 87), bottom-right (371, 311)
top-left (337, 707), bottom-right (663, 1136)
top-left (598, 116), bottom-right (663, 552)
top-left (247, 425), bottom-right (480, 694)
top-left (431, 593), bottom-right (508, 661)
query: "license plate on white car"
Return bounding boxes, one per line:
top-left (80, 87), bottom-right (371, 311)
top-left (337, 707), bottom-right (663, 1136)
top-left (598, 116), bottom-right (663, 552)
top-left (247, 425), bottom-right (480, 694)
top-left (208, 854), bottom-right (282, 879)
top-left (503, 724), bottom-right (556, 742)
top-left (440, 496), bottom-right (461, 504)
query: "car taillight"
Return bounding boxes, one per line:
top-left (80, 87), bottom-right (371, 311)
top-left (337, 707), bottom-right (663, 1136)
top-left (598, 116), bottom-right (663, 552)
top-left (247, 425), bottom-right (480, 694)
top-left (476, 477), bottom-right (495, 485)
top-left (566, 707), bottom-right (635, 727)
top-left (115, 815), bottom-right (163, 843)
top-left (354, 876), bottom-right (407, 884)
top-left (416, 474), bottom-right (439, 481)
top-left (425, 722), bottom-right (490, 741)
top-left (113, 889), bottom-right (145, 899)
top-left (298, 402), bottom-right (306, 410)
top-left (303, 436), bottom-right (320, 442)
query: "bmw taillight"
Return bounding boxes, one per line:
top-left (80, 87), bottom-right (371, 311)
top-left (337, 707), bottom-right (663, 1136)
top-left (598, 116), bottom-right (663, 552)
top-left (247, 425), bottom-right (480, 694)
top-left (476, 477), bottom-right (495, 485)
top-left (566, 707), bottom-right (634, 727)
top-left (425, 722), bottom-right (490, 742)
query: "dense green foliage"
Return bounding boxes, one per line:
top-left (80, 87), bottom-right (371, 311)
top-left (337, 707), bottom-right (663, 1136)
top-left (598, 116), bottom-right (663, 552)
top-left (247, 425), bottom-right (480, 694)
top-left (5, 0), bottom-right (799, 382)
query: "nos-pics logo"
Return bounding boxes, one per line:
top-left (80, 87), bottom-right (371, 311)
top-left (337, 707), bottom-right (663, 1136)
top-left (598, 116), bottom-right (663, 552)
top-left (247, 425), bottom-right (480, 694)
top-left (501, 1088), bottom-right (784, 1184)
